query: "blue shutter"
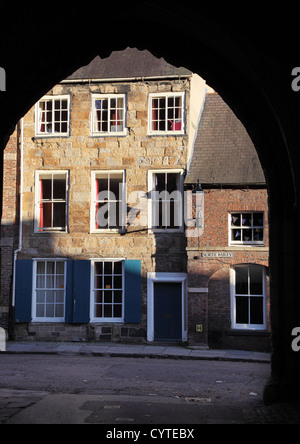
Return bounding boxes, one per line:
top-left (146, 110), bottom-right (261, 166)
top-left (65, 260), bottom-right (74, 323)
top-left (15, 260), bottom-right (33, 323)
top-left (124, 260), bottom-right (142, 324)
top-left (72, 260), bottom-right (91, 323)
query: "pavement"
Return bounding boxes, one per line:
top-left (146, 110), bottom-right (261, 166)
top-left (2, 340), bottom-right (271, 362)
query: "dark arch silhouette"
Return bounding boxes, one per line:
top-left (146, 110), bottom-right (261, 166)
top-left (1, 3), bottom-right (300, 403)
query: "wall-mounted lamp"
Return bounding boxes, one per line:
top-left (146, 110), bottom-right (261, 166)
top-left (192, 179), bottom-right (203, 194)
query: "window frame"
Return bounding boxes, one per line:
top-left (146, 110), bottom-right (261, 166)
top-left (148, 169), bottom-right (184, 233)
top-left (148, 92), bottom-right (185, 136)
top-left (34, 170), bottom-right (69, 233)
top-left (35, 95), bottom-right (70, 137)
top-left (32, 259), bottom-right (67, 322)
top-left (230, 264), bottom-right (267, 331)
top-left (90, 170), bottom-right (126, 233)
top-left (91, 94), bottom-right (127, 137)
top-left (229, 211), bottom-right (265, 246)
top-left (90, 259), bottom-right (125, 323)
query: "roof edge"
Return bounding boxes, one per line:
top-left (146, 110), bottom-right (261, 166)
top-left (61, 74), bottom-right (192, 84)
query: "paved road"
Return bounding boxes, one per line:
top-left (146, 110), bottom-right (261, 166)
top-left (0, 354), bottom-right (271, 424)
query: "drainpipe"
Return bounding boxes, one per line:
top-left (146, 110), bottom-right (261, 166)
top-left (11, 118), bottom-right (24, 332)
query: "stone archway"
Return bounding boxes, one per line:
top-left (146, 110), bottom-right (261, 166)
top-left (1, 3), bottom-right (300, 403)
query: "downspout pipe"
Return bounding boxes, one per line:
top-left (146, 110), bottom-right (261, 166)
top-left (11, 118), bottom-right (24, 328)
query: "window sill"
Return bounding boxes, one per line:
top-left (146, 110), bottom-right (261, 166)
top-left (33, 134), bottom-right (70, 139)
top-left (91, 229), bottom-right (126, 235)
top-left (227, 329), bottom-right (270, 337)
top-left (34, 230), bottom-right (69, 235)
top-left (90, 320), bottom-right (124, 324)
top-left (148, 132), bottom-right (186, 137)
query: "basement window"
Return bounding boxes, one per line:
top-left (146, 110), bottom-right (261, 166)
top-left (149, 92), bottom-right (185, 135)
top-left (36, 96), bottom-right (70, 137)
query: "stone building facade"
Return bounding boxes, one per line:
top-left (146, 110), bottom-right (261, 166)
top-left (9, 48), bottom-right (204, 343)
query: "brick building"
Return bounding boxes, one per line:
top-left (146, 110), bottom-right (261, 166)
top-left (1, 49), bottom-right (269, 351)
top-left (185, 93), bottom-right (270, 351)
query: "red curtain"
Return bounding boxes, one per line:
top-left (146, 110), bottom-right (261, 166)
top-left (39, 179), bottom-right (44, 230)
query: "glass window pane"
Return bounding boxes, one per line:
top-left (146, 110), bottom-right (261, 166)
top-left (36, 304), bottom-right (45, 317)
top-left (167, 173), bottom-right (179, 193)
top-left (55, 304), bottom-right (64, 318)
top-left (104, 305), bottom-right (112, 318)
top-left (250, 297), bottom-right (264, 324)
top-left (155, 173), bottom-right (165, 192)
top-left (46, 101), bottom-right (53, 111)
top-left (114, 291), bottom-right (123, 304)
top-left (253, 212), bottom-right (264, 227)
top-left (254, 228), bottom-right (264, 241)
top-left (95, 304), bottom-right (103, 317)
top-left (110, 175), bottom-right (123, 200)
top-left (97, 177), bottom-right (108, 195)
top-left (95, 262), bottom-right (103, 276)
top-left (104, 276), bottom-right (112, 289)
top-left (46, 304), bottom-right (55, 318)
top-left (242, 229), bottom-right (252, 242)
top-left (36, 275), bottom-right (45, 288)
top-left (37, 261), bottom-right (45, 275)
top-left (53, 202), bottom-right (66, 227)
top-left (232, 229), bottom-right (241, 241)
top-left (56, 262), bottom-right (65, 275)
top-left (94, 274), bottom-right (102, 289)
top-left (36, 290), bottom-right (45, 303)
top-left (250, 266), bottom-right (263, 295)
top-left (56, 275), bottom-right (64, 289)
top-left (235, 267), bottom-right (248, 294)
top-left (242, 213), bottom-right (252, 226)
top-left (114, 305), bottom-right (122, 318)
top-left (47, 262), bottom-right (55, 275)
top-left (114, 261), bottom-right (123, 275)
top-left (231, 214), bottom-right (240, 227)
top-left (41, 179), bottom-right (51, 200)
top-left (45, 290), bottom-right (55, 303)
top-left (114, 275), bottom-right (122, 289)
top-left (104, 291), bottom-right (112, 303)
top-left (41, 202), bottom-right (52, 228)
top-left (56, 290), bottom-right (65, 303)
top-left (94, 290), bottom-right (103, 304)
top-left (46, 275), bottom-right (55, 289)
top-left (104, 262), bottom-right (113, 275)
top-left (236, 296), bottom-right (249, 324)
top-left (53, 178), bottom-right (66, 199)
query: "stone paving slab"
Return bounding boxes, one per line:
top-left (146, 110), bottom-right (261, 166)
top-left (3, 341), bottom-right (271, 363)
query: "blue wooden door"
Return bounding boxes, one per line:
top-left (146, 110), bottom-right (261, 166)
top-left (154, 282), bottom-right (182, 341)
